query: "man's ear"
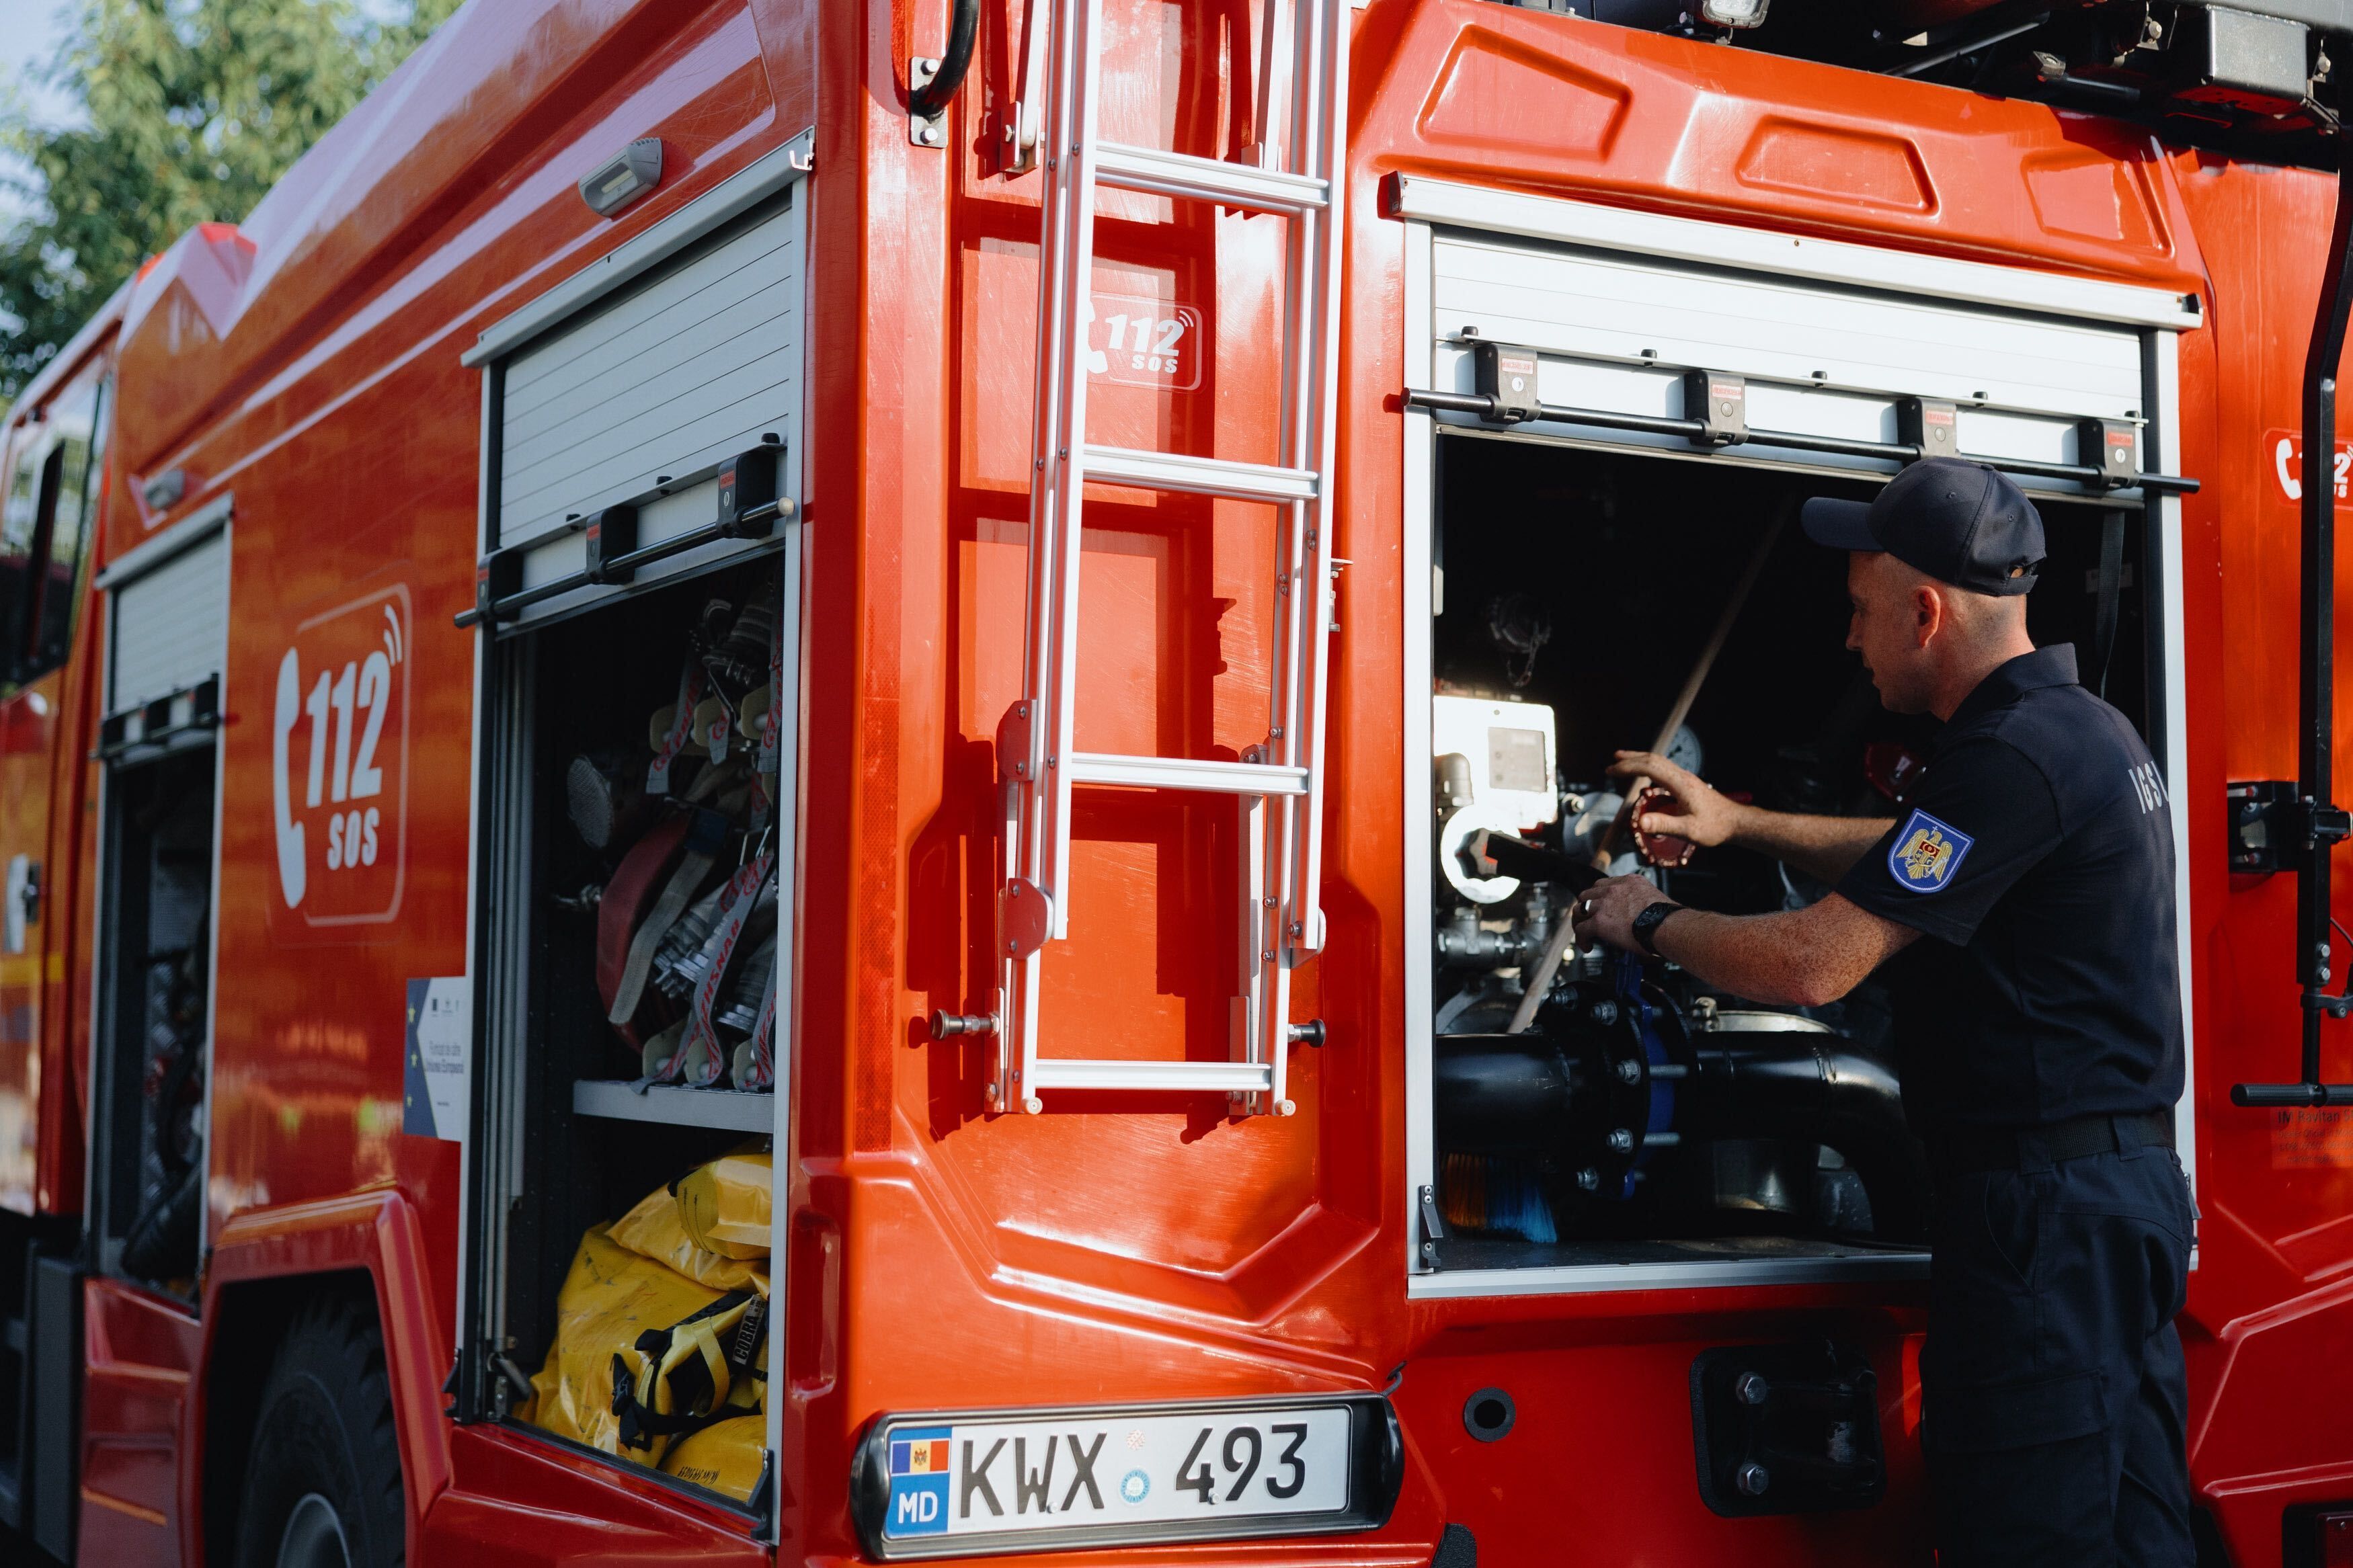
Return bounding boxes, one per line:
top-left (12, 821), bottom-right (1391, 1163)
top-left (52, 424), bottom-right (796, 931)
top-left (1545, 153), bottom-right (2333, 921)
top-left (1911, 581), bottom-right (1945, 647)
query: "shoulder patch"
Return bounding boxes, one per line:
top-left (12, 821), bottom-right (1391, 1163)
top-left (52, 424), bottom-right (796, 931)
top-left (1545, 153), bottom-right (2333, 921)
top-left (1888, 809), bottom-right (1974, 893)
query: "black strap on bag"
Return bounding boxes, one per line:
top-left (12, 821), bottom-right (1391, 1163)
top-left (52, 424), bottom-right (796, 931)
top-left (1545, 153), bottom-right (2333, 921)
top-left (612, 1290), bottom-right (768, 1451)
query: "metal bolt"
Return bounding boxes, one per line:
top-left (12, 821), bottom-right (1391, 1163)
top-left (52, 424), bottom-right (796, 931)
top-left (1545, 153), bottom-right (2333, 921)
top-left (1616, 1058), bottom-right (1643, 1085)
top-left (918, 123), bottom-right (943, 147)
top-left (1592, 1001), bottom-right (1620, 1026)
top-left (1421, 1241), bottom-right (1437, 1264)
top-left (1735, 1372), bottom-right (1771, 1406)
top-left (1608, 1128), bottom-right (1635, 1154)
top-left (1575, 1167), bottom-right (1601, 1192)
top-left (916, 56), bottom-right (939, 73)
top-left (1736, 1462), bottom-right (1771, 1497)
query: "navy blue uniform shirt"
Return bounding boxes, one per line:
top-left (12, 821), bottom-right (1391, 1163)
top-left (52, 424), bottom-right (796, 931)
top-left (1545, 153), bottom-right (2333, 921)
top-left (1833, 645), bottom-right (2185, 1134)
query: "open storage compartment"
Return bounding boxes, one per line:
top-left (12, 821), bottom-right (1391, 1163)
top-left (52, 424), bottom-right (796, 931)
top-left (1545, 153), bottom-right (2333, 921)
top-left (471, 548), bottom-right (792, 1515)
top-left (458, 136), bottom-right (808, 1523)
top-left (1395, 180), bottom-right (2197, 1294)
top-left (1418, 438), bottom-right (2156, 1273)
top-left (87, 504), bottom-right (229, 1301)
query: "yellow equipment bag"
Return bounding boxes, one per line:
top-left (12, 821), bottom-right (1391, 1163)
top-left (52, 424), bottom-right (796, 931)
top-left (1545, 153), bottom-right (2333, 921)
top-left (608, 1184), bottom-right (768, 1294)
top-left (660, 1414), bottom-right (769, 1503)
top-left (672, 1150), bottom-right (772, 1260)
top-left (526, 1225), bottom-right (722, 1456)
top-left (610, 1285), bottom-right (768, 1462)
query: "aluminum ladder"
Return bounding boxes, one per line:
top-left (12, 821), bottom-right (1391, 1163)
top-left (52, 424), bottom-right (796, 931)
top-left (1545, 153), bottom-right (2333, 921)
top-left (977, 0), bottom-right (1349, 1116)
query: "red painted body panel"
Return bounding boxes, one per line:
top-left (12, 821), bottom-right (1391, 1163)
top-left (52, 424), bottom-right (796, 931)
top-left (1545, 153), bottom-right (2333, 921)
top-left (81, 1277), bottom-right (202, 1563)
top-left (14, 1), bottom-right (2353, 1565)
top-left (426, 1424), bottom-right (772, 1567)
top-left (0, 304), bottom-right (119, 1219)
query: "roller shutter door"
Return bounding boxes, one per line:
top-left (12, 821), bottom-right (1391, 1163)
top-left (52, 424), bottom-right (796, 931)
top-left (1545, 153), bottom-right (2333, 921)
top-left (497, 191), bottom-right (800, 550)
top-left (110, 528), bottom-right (227, 713)
top-left (1406, 179), bottom-right (2192, 495)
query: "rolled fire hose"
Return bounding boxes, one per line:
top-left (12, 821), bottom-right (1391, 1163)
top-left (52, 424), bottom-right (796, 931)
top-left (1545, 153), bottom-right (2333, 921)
top-left (607, 809), bottom-right (729, 1030)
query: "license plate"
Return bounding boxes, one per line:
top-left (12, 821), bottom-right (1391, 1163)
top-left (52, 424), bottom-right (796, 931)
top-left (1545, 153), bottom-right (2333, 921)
top-left (852, 1395), bottom-right (1400, 1559)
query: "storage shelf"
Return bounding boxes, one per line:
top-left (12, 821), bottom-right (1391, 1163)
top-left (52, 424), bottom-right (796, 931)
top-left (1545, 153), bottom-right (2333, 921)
top-left (571, 1078), bottom-right (776, 1132)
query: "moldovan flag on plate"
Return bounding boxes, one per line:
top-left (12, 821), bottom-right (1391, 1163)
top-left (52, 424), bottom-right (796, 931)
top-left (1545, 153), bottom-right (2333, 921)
top-left (891, 1436), bottom-right (950, 1475)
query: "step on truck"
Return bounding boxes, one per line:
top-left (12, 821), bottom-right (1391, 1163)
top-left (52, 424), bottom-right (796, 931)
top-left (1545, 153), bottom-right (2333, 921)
top-left (3, 0), bottom-right (2353, 1564)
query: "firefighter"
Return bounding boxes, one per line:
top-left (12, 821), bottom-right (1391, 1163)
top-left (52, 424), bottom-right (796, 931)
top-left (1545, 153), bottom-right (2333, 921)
top-left (1571, 458), bottom-right (2194, 1567)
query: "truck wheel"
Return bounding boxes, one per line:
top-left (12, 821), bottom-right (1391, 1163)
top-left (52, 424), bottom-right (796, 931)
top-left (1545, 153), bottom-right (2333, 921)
top-left (231, 1293), bottom-right (406, 1568)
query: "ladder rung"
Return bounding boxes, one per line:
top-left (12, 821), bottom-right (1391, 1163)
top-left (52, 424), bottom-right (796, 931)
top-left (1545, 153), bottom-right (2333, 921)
top-left (1068, 753), bottom-right (1309, 796)
top-left (1028, 1059), bottom-right (1275, 1093)
top-left (1093, 140), bottom-right (1329, 216)
top-left (1084, 444), bottom-right (1318, 503)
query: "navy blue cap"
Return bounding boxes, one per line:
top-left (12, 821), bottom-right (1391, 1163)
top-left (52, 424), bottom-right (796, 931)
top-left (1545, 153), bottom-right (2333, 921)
top-left (1802, 458), bottom-right (2045, 596)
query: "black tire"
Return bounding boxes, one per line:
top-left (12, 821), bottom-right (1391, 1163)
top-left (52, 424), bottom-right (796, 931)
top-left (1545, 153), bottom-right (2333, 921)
top-left (230, 1292), bottom-right (406, 1568)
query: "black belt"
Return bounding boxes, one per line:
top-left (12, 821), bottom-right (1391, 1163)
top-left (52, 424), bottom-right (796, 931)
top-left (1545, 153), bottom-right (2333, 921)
top-left (1929, 1110), bottom-right (2174, 1175)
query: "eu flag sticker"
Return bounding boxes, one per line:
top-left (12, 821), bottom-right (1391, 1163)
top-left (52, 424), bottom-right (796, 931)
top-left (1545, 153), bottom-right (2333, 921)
top-left (1888, 809), bottom-right (1972, 893)
top-left (885, 1427), bottom-right (953, 1536)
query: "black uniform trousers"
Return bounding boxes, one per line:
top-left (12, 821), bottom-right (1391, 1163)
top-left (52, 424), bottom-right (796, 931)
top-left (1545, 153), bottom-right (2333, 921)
top-left (1922, 1124), bottom-right (2197, 1567)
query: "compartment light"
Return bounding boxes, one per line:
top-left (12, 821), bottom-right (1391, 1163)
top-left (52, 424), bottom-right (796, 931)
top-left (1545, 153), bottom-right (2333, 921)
top-left (1701, 0), bottom-right (1769, 28)
top-left (579, 138), bottom-right (663, 219)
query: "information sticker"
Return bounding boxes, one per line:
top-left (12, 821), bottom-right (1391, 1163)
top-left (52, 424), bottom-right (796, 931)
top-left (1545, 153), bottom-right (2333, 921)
top-left (403, 977), bottom-right (472, 1141)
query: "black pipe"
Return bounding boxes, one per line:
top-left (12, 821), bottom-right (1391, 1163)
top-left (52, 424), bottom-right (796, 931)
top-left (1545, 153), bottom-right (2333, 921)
top-left (909, 0), bottom-right (980, 120)
top-left (2301, 158), bottom-right (2353, 1079)
top-left (2237, 153), bottom-right (2353, 1109)
top-left (1433, 1024), bottom-right (1926, 1239)
top-left (1680, 1035), bottom-right (1928, 1241)
top-left (1432, 1034), bottom-right (1591, 1155)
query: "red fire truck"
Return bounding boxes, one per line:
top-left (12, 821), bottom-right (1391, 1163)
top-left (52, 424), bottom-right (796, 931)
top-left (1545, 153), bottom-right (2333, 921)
top-left (5, 0), bottom-right (2353, 1563)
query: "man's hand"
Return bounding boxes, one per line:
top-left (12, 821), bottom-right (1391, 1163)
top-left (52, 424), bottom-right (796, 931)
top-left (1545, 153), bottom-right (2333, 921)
top-left (1570, 874), bottom-right (1671, 955)
top-left (1607, 749), bottom-right (1744, 848)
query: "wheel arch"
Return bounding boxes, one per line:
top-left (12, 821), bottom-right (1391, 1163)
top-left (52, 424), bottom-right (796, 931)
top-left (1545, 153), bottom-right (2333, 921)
top-left (194, 1191), bottom-right (452, 1567)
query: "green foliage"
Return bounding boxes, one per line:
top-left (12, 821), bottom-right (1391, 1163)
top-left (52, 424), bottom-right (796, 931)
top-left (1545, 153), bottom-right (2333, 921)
top-left (0, 0), bottom-right (463, 397)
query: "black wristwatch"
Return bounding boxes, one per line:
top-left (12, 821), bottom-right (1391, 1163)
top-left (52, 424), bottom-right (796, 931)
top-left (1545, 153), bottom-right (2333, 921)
top-left (1631, 900), bottom-right (1685, 957)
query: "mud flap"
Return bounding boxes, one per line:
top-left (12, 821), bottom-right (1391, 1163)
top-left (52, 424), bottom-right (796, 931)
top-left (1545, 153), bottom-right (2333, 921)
top-left (30, 1249), bottom-right (81, 1559)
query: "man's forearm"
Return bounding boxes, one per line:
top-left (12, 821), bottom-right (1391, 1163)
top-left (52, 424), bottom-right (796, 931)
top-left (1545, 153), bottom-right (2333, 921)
top-left (1647, 896), bottom-right (1916, 1008)
top-left (1726, 805), bottom-right (1893, 884)
top-left (1647, 908), bottom-right (1839, 1007)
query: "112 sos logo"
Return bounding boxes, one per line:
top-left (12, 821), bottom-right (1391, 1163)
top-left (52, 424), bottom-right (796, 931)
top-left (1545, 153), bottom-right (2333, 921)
top-left (270, 585), bottom-right (410, 927)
